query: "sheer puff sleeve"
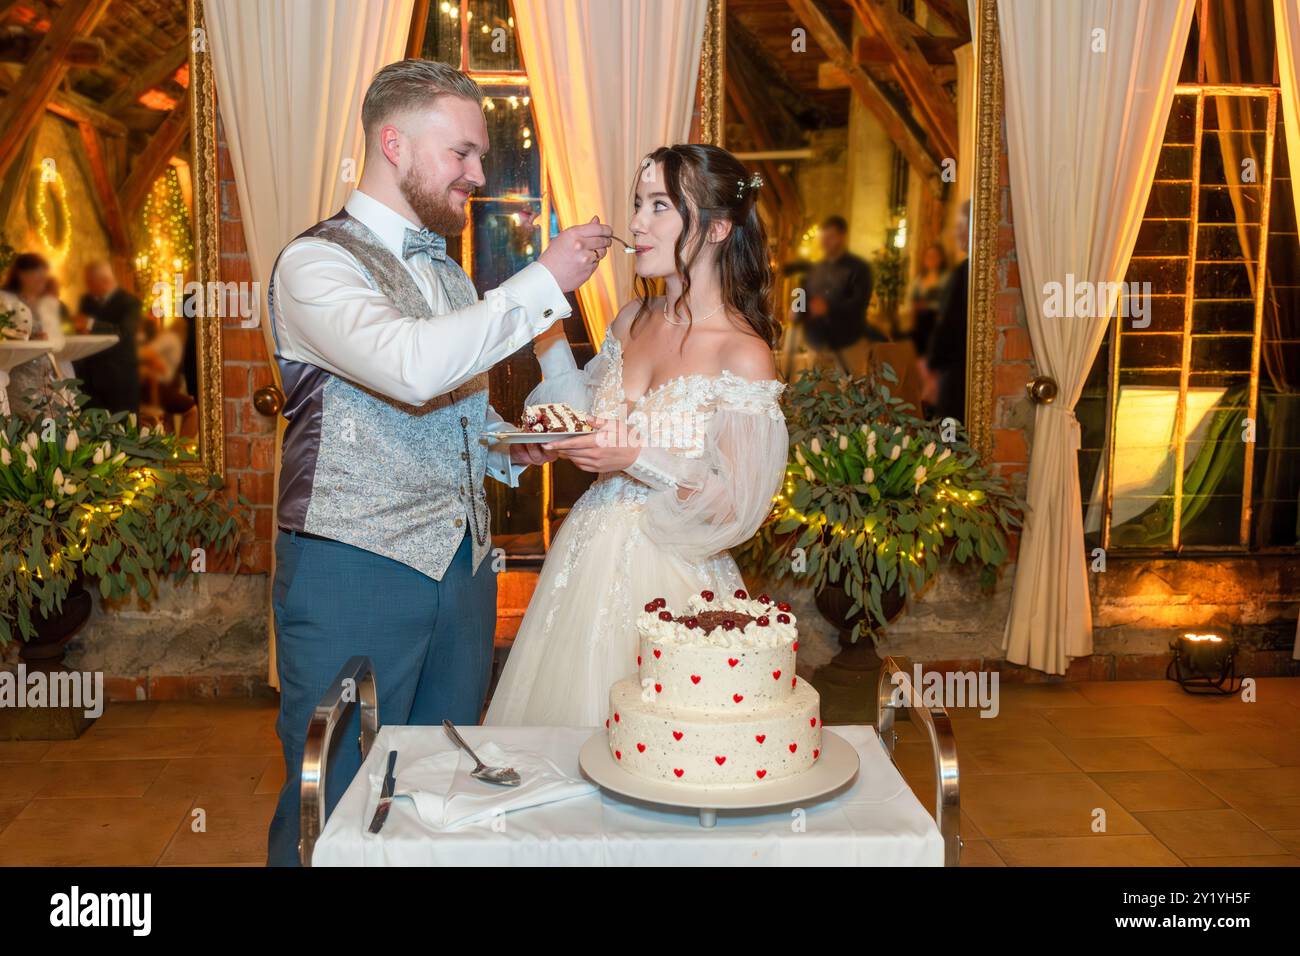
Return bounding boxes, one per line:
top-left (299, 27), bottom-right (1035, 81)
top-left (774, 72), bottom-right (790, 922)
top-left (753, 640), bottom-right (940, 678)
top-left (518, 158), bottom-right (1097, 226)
top-left (625, 374), bottom-right (788, 562)
top-left (520, 323), bottom-right (618, 416)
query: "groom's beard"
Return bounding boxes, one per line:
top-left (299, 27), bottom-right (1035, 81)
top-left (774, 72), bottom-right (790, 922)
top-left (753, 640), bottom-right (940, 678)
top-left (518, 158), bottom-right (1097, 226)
top-left (400, 166), bottom-right (474, 236)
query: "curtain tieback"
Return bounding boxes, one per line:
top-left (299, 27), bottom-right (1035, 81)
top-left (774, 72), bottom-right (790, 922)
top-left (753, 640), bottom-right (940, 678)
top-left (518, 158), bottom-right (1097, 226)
top-left (1038, 402), bottom-right (1081, 452)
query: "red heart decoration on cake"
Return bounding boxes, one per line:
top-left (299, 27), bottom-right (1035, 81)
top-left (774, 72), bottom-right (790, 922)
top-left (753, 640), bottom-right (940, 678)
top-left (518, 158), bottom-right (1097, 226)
top-left (690, 675), bottom-right (701, 684)
top-left (755, 769), bottom-right (767, 779)
top-left (613, 713), bottom-right (620, 722)
top-left (733, 694), bottom-right (744, 703)
top-left (654, 683), bottom-right (662, 693)
top-left (755, 734), bottom-right (766, 743)
top-left (727, 658), bottom-right (739, 668)
top-left (637, 655), bottom-right (641, 666)
top-left (673, 768), bottom-right (684, 778)
top-left (636, 743), bottom-right (646, 753)
top-left (672, 731), bottom-right (683, 740)
top-left (714, 756), bottom-right (726, 765)
top-left (813, 748), bottom-right (820, 759)
top-left (605, 719), bottom-right (609, 729)
top-left (793, 641), bottom-right (799, 650)
top-left (788, 743), bottom-right (798, 753)
top-left (810, 717), bottom-right (817, 727)
top-left (772, 670), bottom-right (781, 680)
top-left (653, 649), bottom-right (662, 659)
top-left (615, 750), bottom-right (622, 760)
top-left (791, 677), bottom-right (797, 688)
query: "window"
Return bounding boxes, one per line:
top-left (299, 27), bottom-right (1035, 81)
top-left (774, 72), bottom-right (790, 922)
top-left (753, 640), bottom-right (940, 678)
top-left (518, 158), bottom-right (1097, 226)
top-left (413, 0), bottom-right (593, 548)
top-left (1079, 0), bottom-right (1299, 552)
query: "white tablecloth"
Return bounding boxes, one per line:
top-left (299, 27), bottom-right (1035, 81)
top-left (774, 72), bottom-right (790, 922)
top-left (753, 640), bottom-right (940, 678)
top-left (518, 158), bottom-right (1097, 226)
top-left (313, 724), bottom-right (944, 866)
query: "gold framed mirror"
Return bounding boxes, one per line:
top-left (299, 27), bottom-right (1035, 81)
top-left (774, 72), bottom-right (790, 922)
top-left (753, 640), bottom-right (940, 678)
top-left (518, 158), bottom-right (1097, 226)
top-left (965, 0), bottom-right (1003, 456)
top-left (186, 0), bottom-right (224, 478)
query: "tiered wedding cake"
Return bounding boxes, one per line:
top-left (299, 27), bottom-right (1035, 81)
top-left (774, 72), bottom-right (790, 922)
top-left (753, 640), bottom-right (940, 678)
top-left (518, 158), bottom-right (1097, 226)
top-left (606, 589), bottom-right (822, 787)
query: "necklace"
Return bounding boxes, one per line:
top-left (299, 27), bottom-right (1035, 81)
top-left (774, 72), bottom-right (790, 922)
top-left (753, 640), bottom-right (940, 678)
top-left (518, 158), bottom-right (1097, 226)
top-left (663, 300), bottom-right (723, 327)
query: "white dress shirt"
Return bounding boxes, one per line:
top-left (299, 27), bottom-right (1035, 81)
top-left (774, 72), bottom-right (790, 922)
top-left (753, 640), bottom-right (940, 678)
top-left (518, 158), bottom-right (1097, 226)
top-left (271, 189), bottom-right (575, 487)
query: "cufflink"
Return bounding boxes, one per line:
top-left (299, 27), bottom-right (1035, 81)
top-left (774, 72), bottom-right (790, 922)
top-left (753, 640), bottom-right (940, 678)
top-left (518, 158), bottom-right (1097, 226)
top-left (543, 308), bottom-right (553, 318)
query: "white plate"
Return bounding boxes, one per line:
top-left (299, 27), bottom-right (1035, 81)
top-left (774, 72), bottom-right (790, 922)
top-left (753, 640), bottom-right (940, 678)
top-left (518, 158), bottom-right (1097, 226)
top-left (481, 429), bottom-right (591, 444)
top-left (578, 728), bottom-right (860, 827)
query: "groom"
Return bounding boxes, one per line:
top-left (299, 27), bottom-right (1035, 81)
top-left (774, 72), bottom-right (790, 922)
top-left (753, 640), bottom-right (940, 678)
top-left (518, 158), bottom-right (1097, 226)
top-left (265, 59), bottom-right (611, 866)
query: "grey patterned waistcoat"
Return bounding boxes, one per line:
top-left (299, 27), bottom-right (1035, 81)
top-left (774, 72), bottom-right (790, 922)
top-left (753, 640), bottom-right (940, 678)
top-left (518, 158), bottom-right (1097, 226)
top-left (269, 209), bottom-right (492, 580)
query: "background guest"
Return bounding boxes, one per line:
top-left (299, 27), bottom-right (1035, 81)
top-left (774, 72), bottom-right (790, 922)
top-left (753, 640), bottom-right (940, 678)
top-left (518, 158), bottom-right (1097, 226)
top-left (922, 201), bottom-right (971, 424)
top-left (798, 215), bottom-right (879, 375)
top-left (907, 241), bottom-right (948, 356)
top-left (2, 253), bottom-right (65, 417)
top-left (74, 260), bottom-right (141, 416)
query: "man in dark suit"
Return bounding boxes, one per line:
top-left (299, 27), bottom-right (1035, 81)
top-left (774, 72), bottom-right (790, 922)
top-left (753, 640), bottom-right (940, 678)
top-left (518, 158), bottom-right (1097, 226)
top-left (73, 260), bottom-right (141, 416)
top-left (924, 201), bottom-right (971, 425)
top-left (802, 216), bottom-right (880, 374)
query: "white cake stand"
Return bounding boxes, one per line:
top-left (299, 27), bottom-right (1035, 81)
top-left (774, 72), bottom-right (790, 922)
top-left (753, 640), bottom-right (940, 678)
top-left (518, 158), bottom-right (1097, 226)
top-left (578, 728), bottom-right (860, 827)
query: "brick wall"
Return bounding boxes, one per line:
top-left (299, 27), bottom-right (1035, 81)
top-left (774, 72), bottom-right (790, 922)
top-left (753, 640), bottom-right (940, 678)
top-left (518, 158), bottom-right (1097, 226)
top-left (216, 115), bottom-right (276, 574)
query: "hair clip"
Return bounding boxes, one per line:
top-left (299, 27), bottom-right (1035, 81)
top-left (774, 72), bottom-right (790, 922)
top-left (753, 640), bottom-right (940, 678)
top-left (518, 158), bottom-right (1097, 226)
top-left (736, 172), bottom-right (764, 200)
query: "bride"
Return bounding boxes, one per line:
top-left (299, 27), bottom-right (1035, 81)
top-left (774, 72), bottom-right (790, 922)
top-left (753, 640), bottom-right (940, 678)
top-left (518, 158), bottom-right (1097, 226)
top-left (485, 144), bottom-right (789, 727)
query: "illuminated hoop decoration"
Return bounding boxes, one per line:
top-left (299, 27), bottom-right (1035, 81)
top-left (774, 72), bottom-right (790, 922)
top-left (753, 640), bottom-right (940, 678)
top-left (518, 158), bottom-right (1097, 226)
top-left (134, 167), bottom-right (194, 322)
top-left (32, 164), bottom-right (72, 261)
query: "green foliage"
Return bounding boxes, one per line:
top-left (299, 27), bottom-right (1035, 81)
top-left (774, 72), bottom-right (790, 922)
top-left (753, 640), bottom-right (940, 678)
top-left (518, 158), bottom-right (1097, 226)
top-left (0, 386), bottom-right (248, 643)
top-left (736, 364), bottom-right (1023, 644)
top-left (870, 243), bottom-right (907, 317)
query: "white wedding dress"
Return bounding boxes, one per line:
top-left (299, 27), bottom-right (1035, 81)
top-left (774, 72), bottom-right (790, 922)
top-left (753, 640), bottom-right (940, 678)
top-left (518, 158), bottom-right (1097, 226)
top-left (483, 330), bottom-right (789, 727)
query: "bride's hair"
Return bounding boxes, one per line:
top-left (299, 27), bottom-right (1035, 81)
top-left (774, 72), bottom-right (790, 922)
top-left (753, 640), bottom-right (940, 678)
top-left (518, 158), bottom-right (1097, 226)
top-left (631, 144), bottom-right (777, 348)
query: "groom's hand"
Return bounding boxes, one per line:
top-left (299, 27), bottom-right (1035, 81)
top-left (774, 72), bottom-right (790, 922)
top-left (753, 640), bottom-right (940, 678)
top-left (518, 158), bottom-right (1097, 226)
top-left (537, 216), bottom-right (613, 292)
top-left (510, 443), bottom-right (559, 466)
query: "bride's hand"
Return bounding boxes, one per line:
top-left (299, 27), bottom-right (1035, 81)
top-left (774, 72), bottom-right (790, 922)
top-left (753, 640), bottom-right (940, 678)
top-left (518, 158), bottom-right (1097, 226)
top-left (544, 418), bottom-right (640, 473)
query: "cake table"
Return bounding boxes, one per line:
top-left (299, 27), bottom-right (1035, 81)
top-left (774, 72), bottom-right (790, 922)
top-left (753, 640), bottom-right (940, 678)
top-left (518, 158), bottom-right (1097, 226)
top-left (311, 724), bottom-right (944, 866)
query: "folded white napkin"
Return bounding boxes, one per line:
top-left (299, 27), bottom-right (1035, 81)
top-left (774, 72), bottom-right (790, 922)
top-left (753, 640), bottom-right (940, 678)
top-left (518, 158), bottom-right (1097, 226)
top-left (368, 742), bottom-right (596, 832)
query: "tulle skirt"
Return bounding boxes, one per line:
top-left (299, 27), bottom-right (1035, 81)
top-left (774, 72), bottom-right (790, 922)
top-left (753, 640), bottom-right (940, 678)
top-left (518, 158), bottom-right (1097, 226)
top-left (483, 474), bottom-right (744, 727)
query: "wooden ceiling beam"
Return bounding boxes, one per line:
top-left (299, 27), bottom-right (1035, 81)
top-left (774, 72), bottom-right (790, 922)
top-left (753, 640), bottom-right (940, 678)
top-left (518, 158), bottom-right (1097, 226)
top-left (0, 61), bottom-right (127, 135)
top-left (848, 0), bottom-right (958, 162)
top-left (918, 0), bottom-right (971, 43)
top-left (785, 0), bottom-right (942, 186)
top-left (120, 87), bottom-right (189, 218)
top-left (0, 0), bottom-right (113, 179)
top-left (103, 39), bottom-right (188, 115)
top-left (76, 120), bottom-right (131, 258)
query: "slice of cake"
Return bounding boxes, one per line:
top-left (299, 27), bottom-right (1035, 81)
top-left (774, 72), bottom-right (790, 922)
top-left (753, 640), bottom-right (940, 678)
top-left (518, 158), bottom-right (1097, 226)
top-left (606, 589), bottom-right (822, 787)
top-left (520, 402), bottom-right (594, 433)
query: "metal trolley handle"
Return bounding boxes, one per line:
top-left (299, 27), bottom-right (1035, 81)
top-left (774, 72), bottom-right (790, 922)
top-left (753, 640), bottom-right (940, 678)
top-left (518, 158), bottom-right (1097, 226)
top-left (876, 656), bottom-right (962, 866)
top-left (299, 655), bottom-right (380, 867)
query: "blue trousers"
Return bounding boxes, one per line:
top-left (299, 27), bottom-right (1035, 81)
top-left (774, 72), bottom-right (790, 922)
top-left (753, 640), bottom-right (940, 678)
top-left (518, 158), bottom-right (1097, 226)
top-left (266, 530), bottom-right (496, 867)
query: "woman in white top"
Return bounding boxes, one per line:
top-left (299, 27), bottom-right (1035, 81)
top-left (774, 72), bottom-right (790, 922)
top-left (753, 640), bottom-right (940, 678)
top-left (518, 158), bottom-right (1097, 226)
top-left (2, 253), bottom-right (67, 418)
top-left (485, 144), bottom-right (788, 726)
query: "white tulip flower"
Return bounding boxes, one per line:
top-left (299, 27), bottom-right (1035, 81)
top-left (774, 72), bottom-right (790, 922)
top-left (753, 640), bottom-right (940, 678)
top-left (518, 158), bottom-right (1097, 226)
top-left (65, 431), bottom-right (79, 452)
top-left (795, 447), bottom-right (806, 465)
top-left (838, 434), bottom-right (848, 451)
top-left (53, 467), bottom-right (63, 487)
top-left (923, 441), bottom-right (936, 458)
top-left (937, 448), bottom-right (952, 462)
top-left (902, 435), bottom-right (911, 449)
top-left (890, 445), bottom-right (901, 460)
top-left (92, 447), bottom-right (104, 465)
top-left (0, 448), bottom-right (9, 466)
top-left (864, 467), bottom-right (875, 483)
top-left (810, 437), bottom-right (821, 455)
top-left (804, 466), bottom-right (815, 481)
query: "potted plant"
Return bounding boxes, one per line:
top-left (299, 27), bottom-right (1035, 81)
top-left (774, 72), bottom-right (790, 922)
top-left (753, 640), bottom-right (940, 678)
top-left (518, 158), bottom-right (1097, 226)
top-left (869, 243), bottom-right (906, 332)
top-left (0, 386), bottom-right (248, 661)
top-left (737, 364), bottom-right (1022, 669)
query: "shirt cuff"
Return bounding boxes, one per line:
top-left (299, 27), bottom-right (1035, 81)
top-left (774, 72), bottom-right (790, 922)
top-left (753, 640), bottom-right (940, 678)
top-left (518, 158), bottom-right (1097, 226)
top-left (486, 444), bottom-right (527, 489)
top-left (495, 260), bottom-right (572, 341)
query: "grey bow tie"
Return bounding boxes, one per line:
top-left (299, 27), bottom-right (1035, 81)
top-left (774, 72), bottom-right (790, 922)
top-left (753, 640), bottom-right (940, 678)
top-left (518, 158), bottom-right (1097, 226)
top-left (402, 228), bottom-right (447, 261)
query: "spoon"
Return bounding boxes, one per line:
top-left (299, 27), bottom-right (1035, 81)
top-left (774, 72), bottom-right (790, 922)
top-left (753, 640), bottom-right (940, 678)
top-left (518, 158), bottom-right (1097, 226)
top-left (611, 234), bottom-right (637, 254)
top-left (442, 719), bottom-right (521, 786)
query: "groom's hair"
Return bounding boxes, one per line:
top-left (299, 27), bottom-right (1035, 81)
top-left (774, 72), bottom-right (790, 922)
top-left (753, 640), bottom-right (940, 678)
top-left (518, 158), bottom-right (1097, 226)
top-left (362, 59), bottom-right (483, 145)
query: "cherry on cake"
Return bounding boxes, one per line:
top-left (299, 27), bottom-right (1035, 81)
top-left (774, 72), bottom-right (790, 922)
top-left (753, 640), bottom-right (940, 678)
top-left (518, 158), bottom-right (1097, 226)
top-left (520, 402), bottom-right (593, 433)
top-left (606, 590), bottom-right (821, 787)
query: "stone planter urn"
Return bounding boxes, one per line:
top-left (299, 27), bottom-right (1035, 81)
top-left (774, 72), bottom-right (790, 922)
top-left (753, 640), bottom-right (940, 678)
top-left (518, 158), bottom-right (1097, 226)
top-left (20, 576), bottom-right (93, 667)
top-left (814, 580), bottom-right (906, 671)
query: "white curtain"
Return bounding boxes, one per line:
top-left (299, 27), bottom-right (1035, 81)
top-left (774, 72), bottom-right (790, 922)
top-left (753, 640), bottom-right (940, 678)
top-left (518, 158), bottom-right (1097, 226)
top-left (206, 0), bottom-right (415, 687)
top-left (1277, 0), bottom-right (1300, 659)
top-left (998, 0), bottom-right (1196, 675)
top-left (512, 0), bottom-right (707, 346)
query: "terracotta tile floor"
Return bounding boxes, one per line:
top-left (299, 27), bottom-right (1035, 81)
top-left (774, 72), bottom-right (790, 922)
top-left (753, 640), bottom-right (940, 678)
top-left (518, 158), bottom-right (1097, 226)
top-left (0, 678), bottom-right (1297, 866)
